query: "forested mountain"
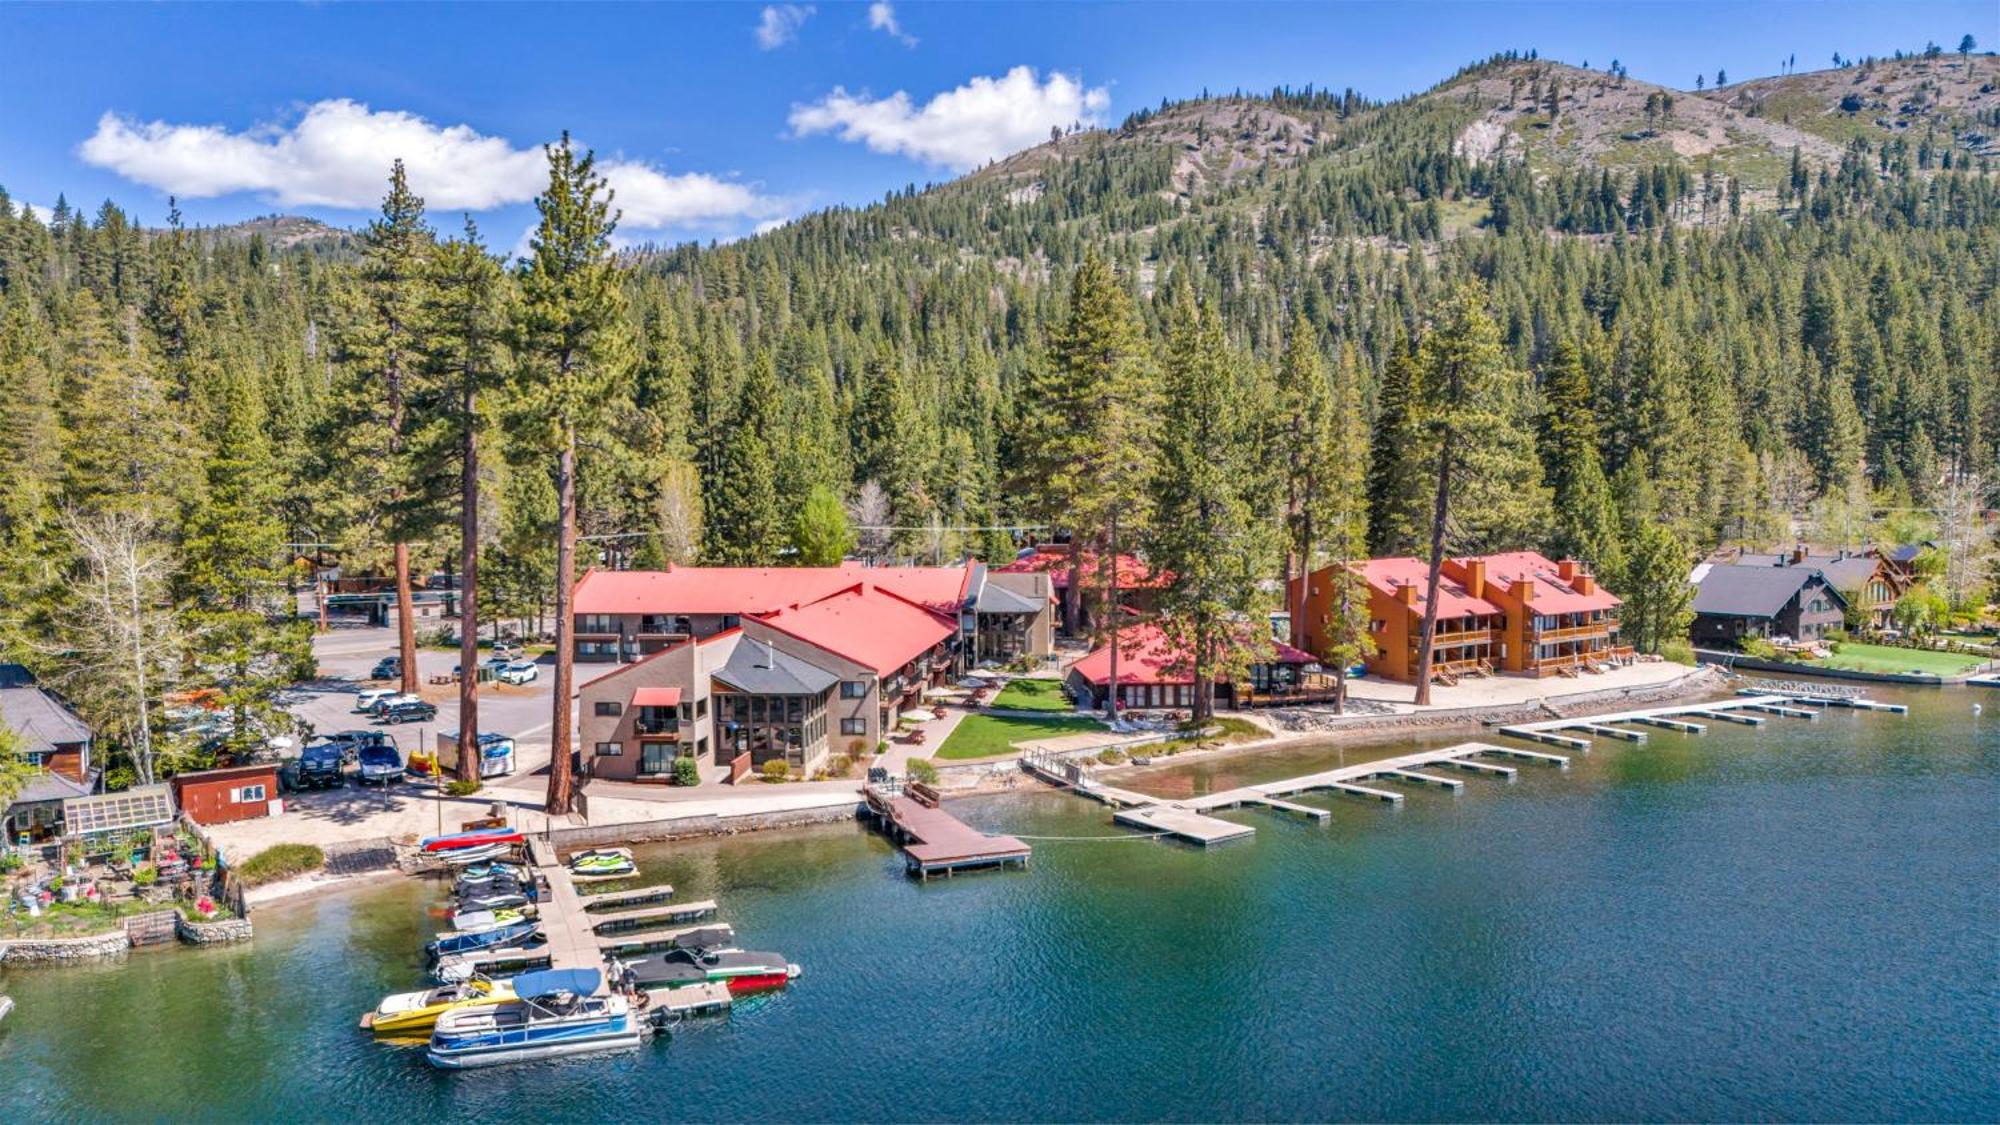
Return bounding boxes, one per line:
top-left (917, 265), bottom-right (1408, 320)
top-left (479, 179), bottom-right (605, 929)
top-left (1, 50), bottom-right (1995, 780)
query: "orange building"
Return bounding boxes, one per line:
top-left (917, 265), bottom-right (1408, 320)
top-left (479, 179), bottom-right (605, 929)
top-left (1290, 552), bottom-right (1627, 684)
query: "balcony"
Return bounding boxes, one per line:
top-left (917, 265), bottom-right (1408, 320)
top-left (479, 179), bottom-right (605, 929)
top-left (637, 616), bottom-right (691, 639)
top-left (633, 709), bottom-right (680, 737)
top-left (1535, 621), bottom-right (1618, 643)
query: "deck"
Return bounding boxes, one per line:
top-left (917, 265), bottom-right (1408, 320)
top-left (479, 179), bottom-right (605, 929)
top-left (864, 789), bottom-right (1031, 878)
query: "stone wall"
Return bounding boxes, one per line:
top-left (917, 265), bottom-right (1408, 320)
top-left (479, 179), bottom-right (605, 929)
top-left (176, 913), bottom-right (254, 945)
top-left (0, 928), bottom-right (131, 964)
top-left (552, 802), bottom-right (862, 849)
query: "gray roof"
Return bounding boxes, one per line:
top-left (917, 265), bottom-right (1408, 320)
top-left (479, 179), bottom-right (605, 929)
top-left (712, 638), bottom-right (839, 696)
top-left (0, 685), bottom-right (92, 756)
top-left (1692, 565), bottom-right (1845, 619)
top-left (13, 770), bottom-right (93, 806)
top-left (975, 581), bottom-right (1044, 615)
top-left (1733, 552), bottom-right (1882, 593)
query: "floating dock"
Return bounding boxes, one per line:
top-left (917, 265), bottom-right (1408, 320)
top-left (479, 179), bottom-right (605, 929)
top-left (864, 788), bottom-right (1031, 878)
top-left (590, 900), bottom-right (719, 936)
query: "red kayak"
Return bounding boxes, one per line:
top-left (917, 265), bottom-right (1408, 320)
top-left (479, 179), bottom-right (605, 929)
top-left (421, 827), bottom-right (526, 853)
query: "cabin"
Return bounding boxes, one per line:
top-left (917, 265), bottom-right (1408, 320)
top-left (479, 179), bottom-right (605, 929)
top-left (171, 764), bottom-right (280, 826)
top-left (1063, 623), bottom-right (1317, 712)
top-left (1690, 564), bottom-right (1849, 647)
top-left (1732, 546), bottom-right (1906, 632)
top-left (569, 561), bottom-right (1051, 667)
top-left (1, 664), bottom-right (98, 845)
top-left (577, 584), bottom-right (959, 782)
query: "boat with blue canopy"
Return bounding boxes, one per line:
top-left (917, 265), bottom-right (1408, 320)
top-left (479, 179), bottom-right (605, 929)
top-left (425, 968), bottom-right (642, 1069)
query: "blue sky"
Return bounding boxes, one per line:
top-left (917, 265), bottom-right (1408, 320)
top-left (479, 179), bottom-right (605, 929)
top-left (0, 1), bottom-right (1990, 250)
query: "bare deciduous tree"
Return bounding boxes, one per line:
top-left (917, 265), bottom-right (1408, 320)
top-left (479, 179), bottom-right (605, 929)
top-left (848, 479), bottom-right (891, 563)
top-left (656, 460), bottom-right (704, 565)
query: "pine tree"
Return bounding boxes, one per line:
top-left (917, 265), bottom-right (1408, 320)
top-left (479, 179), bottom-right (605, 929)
top-left (1620, 521), bottom-right (1694, 653)
top-left (1365, 334), bottom-right (1430, 555)
top-left (703, 360), bottom-right (784, 565)
top-left (1318, 340), bottom-right (1374, 710)
top-left (1538, 340), bottom-right (1624, 577)
top-left (509, 135), bottom-right (635, 815)
top-left (1147, 298), bottom-right (1269, 722)
top-left (1275, 313), bottom-right (1332, 650)
top-left (328, 161), bottom-right (435, 697)
top-left (413, 222), bottom-right (512, 783)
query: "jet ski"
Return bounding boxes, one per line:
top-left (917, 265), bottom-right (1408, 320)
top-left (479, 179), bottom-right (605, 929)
top-left (456, 888), bottom-right (533, 912)
top-left (569, 848), bottom-right (637, 881)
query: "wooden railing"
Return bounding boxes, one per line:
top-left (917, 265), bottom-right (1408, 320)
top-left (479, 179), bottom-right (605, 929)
top-left (1535, 621), bottom-right (1617, 642)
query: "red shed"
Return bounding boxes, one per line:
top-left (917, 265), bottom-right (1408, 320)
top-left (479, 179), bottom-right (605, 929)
top-left (171, 764), bottom-right (280, 825)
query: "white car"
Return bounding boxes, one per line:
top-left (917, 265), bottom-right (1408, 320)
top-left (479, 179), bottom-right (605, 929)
top-left (353, 687), bottom-right (399, 713)
top-left (496, 661), bottom-right (539, 686)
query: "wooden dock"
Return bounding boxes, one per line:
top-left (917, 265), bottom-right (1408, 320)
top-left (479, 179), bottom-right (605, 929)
top-left (1112, 803), bottom-right (1256, 845)
top-left (864, 788), bottom-right (1031, 878)
top-left (590, 900), bottom-right (720, 935)
top-left (1383, 769), bottom-right (1464, 790)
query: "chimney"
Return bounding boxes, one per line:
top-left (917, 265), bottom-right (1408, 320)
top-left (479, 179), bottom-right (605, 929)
top-left (1557, 558), bottom-right (1578, 582)
top-left (1790, 544), bottom-right (1808, 565)
top-left (1462, 558), bottom-right (1487, 599)
top-left (1513, 577), bottom-right (1536, 604)
top-left (1574, 573), bottom-right (1596, 595)
top-left (1397, 581), bottom-right (1419, 607)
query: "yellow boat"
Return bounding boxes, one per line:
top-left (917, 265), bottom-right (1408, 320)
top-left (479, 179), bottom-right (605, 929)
top-left (360, 978), bottom-right (515, 1036)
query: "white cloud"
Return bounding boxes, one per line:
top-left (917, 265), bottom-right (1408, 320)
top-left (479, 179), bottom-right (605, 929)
top-left (755, 4), bottom-right (813, 49)
top-left (77, 99), bottom-right (784, 232)
top-left (788, 66), bottom-right (1109, 170)
top-left (754, 217), bottom-right (790, 235)
top-left (867, 2), bottom-right (916, 46)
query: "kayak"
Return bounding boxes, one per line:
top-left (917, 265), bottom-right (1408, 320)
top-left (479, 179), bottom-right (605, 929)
top-left (421, 827), bottom-right (525, 853)
top-left (440, 843), bottom-right (514, 866)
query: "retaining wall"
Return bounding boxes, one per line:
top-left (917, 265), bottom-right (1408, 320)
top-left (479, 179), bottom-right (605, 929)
top-left (1696, 651), bottom-right (1948, 685)
top-left (176, 914), bottom-right (254, 945)
top-left (552, 802), bottom-right (862, 849)
top-left (0, 928), bottom-right (131, 964)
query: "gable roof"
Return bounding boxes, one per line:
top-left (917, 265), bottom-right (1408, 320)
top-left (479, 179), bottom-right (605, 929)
top-left (1469, 551), bottom-right (1623, 613)
top-left (993, 545), bottom-right (1169, 591)
top-left (1067, 624), bottom-right (1315, 688)
top-left (1692, 564), bottom-right (1847, 619)
top-left (1352, 557), bottom-right (1498, 618)
top-left (572, 562), bottom-right (976, 618)
top-left (0, 685), bottom-right (92, 756)
top-left (759, 584), bottom-right (957, 677)
top-left (1735, 550), bottom-right (1890, 594)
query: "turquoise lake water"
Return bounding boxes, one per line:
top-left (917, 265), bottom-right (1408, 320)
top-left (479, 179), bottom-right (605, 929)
top-left (2, 685), bottom-right (1996, 1121)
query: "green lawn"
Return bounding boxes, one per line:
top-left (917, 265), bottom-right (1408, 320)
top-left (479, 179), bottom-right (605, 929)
top-left (935, 714), bottom-right (1105, 760)
top-left (987, 678), bottom-right (1072, 712)
top-left (1817, 642), bottom-right (1987, 677)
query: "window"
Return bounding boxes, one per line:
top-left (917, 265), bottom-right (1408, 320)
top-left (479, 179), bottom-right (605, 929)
top-left (841, 680), bottom-right (868, 699)
top-left (577, 614), bottom-right (618, 634)
top-left (230, 784), bottom-right (267, 803)
top-left (594, 701), bottom-right (622, 717)
top-left (841, 718), bottom-right (866, 736)
top-left (594, 741), bottom-right (623, 756)
top-left (695, 697), bottom-right (708, 718)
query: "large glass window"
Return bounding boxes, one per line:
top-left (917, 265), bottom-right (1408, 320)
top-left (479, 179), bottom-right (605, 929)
top-left (714, 687), bottom-right (831, 768)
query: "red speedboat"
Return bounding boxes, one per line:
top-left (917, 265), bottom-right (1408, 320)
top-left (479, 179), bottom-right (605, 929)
top-left (421, 827), bottom-right (526, 853)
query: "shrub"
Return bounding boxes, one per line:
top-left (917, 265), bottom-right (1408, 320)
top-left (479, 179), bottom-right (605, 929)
top-left (875, 740), bottom-right (889, 756)
top-left (828, 754), bottom-right (852, 777)
top-left (442, 779), bottom-right (480, 798)
top-left (1740, 637), bottom-right (1784, 661)
top-left (848, 739), bottom-right (868, 757)
top-left (672, 756), bottom-right (700, 787)
top-left (906, 758), bottom-right (940, 786)
top-left (1658, 639), bottom-right (1696, 666)
top-left (1097, 748), bottom-right (1128, 765)
top-left (761, 759), bottom-right (791, 783)
top-left (235, 843), bottom-right (325, 887)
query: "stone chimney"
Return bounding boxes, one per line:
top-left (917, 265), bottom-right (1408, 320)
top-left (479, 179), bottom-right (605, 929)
top-left (1461, 558), bottom-right (1487, 599)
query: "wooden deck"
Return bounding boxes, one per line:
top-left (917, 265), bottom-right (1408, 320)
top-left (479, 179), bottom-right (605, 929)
top-left (865, 789), bottom-right (1031, 878)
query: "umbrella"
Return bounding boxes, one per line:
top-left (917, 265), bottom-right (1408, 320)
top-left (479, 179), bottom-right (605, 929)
top-left (898, 709), bottom-right (936, 723)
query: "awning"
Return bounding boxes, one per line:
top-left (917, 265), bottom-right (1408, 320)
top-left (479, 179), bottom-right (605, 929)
top-left (631, 687), bottom-right (682, 708)
top-left (512, 967), bottom-right (600, 998)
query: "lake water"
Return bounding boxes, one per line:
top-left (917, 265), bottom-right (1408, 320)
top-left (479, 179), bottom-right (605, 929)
top-left (3, 686), bottom-right (1996, 1122)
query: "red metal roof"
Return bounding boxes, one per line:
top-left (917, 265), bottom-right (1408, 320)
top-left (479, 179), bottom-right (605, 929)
top-left (1067, 624), bottom-right (1313, 687)
top-left (1353, 557), bottom-right (1499, 618)
top-left (630, 687), bottom-right (682, 707)
top-left (759, 584), bottom-right (957, 677)
top-left (572, 562), bottom-right (974, 617)
top-left (993, 545), bottom-right (1169, 591)
top-left (1470, 551), bottom-right (1623, 614)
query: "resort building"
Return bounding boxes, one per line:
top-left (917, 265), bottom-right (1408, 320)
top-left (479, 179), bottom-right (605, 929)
top-left (577, 583), bottom-right (961, 781)
top-left (1690, 564), bottom-right (1849, 648)
top-left (569, 561), bottom-right (1051, 667)
top-left (994, 544), bottom-right (1169, 631)
top-left (0, 663), bottom-right (97, 844)
top-left (1289, 552), bottom-right (1627, 684)
top-left (1063, 623), bottom-right (1319, 712)
top-left (1726, 545), bottom-right (1905, 632)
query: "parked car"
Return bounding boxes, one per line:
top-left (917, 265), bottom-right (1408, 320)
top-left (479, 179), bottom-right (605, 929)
top-left (451, 656), bottom-right (512, 680)
top-left (368, 693), bottom-right (423, 716)
top-left (379, 700), bottom-right (437, 725)
top-left (489, 640), bottom-right (524, 661)
top-left (354, 687), bottom-right (399, 713)
top-left (322, 729), bottom-right (392, 765)
top-left (370, 656), bottom-right (401, 680)
top-left (496, 661), bottom-right (539, 686)
top-left (357, 743), bottom-right (405, 785)
top-left (295, 743), bottom-right (347, 790)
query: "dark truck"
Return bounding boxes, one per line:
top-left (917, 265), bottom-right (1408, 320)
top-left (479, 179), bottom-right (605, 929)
top-left (293, 742), bottom-right (347, 790)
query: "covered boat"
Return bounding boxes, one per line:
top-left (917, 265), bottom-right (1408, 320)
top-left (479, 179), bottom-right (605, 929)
top-left (609, 944), bottom-right (800, 994)
top-left (362, 978), bottom-right (515, 1036)
top-left (427, 919), bottom-right (539, 961)
top-left (421, 827), bottom-right (526, 853)
top-left (426, 969), bottom-right (641, 1069)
